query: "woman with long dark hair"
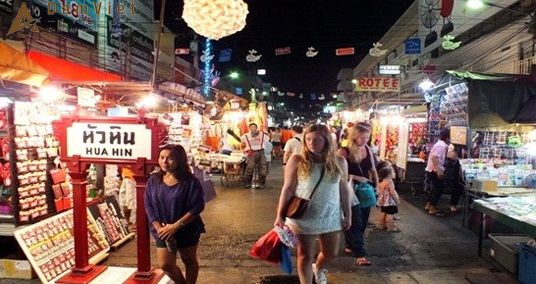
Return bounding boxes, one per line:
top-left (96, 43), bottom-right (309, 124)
top-left (144, 145), bottom-right (205, 284)
top-left (274, 124), bottom-right (353, 284)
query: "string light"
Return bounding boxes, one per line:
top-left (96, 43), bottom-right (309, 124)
top-left (203, 38), bottom-right (212, 97)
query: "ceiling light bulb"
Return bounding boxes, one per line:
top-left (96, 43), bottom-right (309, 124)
top-left (419, 79), bottom-right (435, 91)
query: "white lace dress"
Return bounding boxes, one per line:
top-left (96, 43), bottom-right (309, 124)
top-left (285, 164), bottom-right (343, 235)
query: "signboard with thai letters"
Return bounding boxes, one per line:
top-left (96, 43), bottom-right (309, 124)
top-left (66, 122), bottom-right (152, 160)
top-left (355, 77), bottom-right (400, 92)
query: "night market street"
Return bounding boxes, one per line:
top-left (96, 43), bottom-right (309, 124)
top-left (104, 160), bottom-right (511, 284)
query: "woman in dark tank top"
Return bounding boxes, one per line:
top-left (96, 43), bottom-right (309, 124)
top-left (337, 122), bottom-right (378, 266)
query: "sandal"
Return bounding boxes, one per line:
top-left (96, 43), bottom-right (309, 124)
top-left (428, 210), bottom-right (446, 217)
top-left (356, 258), bottom-right (372, 266)
top-left (387, 227), bottom-right (401, 233)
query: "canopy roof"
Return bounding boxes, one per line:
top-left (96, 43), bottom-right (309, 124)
top-left (0, 41), bottom-right (49, 87)
top-left (446, 70), bottom-right (536, 128)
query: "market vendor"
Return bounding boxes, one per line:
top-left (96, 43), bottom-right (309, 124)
top-left (241, 123), bottom-right (268, 189)
top-left (425, 128), bottom-right (450, 216)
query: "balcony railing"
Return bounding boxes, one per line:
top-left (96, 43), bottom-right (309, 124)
top-left (484, 55), bottom-right (536, 75)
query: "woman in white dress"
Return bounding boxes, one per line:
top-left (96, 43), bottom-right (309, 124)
top-left (274, 124), bottom-right (353, 284)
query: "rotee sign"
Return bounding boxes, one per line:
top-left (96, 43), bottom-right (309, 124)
top-left (355, 77), bottom-right (400, 92)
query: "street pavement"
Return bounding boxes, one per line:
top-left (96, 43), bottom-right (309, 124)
top-left (107, 159), bottom-right (516, 284)
top-left (1, 159), bottom-right (517, 284)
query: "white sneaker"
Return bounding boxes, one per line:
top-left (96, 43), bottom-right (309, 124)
top-left (312, 263), bottom-right (328, 284)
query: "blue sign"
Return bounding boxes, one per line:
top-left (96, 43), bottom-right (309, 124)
top-left (235, 88), bottom-right (243, 95)
top-left (405, 38), bottom-right (421, 55)
top-left (218, 49), bottom-right (232, 62)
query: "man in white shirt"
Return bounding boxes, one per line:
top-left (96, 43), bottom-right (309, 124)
top-left (283, 125), bottom-right (303, 166)
top-left (241, 123), bottom-right (268, 189)
top-left (424, 128), bottom-right (450, 216)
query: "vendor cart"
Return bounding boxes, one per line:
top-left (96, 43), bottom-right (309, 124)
top-left (211, 153), bottom-right (245, 187)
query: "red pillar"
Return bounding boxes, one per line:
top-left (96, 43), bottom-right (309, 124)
top-left (124, 160), bottom-right (164, 283)
top-left (57, 165), bottom-right (107, 283)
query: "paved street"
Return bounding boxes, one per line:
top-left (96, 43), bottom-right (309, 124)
top-left (107, 160), bottom-right (515, 284)
top-left (1, 160), bottom-right (516, 284)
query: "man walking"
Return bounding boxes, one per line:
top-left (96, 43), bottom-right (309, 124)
top-left (282, 125), bottom-right (303, 167)
top-left (425, 128), bottom-right (450, 216)
top-left (241, 123), bottom-right (268, 189)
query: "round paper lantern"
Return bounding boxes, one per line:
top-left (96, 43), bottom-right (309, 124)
top-left (182, 0), bottom-right (249, 40)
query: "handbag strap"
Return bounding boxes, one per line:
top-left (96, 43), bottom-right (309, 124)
top-left (306, 167), bottom-right (325, 200)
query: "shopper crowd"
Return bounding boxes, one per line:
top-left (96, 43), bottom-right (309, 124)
top-left (141, 121), bottom-right (462, 284)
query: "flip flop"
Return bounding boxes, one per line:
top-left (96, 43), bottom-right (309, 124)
top-left (429, 211), bottom-right (446, 217)
top-left (387, 227), bottom-right (401, 233)
top-left (356, 258), bottom-right (372, 266)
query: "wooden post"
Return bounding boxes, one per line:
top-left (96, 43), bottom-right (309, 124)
top-left (57, 157), bottom-right (107, 283)
top-left (124, 158), bottom-right (164, 283)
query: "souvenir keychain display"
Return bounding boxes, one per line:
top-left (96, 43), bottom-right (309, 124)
top-left (14, 209), bottom-right (110, 283)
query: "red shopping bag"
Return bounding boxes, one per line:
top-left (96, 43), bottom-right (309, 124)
top-left (250, 229), bottom-right (282, 264)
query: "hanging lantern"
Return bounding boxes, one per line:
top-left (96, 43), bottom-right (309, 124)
top-left (306, 47), bottom-right (318, 57)
top-left (246, 49), bottom-right (262, 62)
top-left (182, 0), bottom-right (249, 40)
top-left (442, 35), bottom-right (461, 50)
top-left (369, 42), bottom-right (388, 57)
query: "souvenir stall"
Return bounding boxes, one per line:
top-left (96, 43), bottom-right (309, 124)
top-left (0, 99), bottom-right (139, 281)
top-left (395, 106), bottom-right (428, 194)
top-left (200, 100), bottom-right (268, 187)
top-left (370, 111), bottom-right (401, 162)
top-left (427, 71), bottom-right (536, 274)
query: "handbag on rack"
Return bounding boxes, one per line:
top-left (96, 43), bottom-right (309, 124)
top-left (285, 168), bottom-right (325, 219)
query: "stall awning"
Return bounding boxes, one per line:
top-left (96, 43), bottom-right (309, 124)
top-left (447, 70), bottom-right (536, 128)
top-left (0, 41), bottom-right (49, 87)
top-left (27, 51), bottom-right (121, 82)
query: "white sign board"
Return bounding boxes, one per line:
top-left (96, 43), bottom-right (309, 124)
top-left (67, 122), bottom-right (152, 160)
top-left (77, 87), bottom-right (97, 107)
top-left (379, 65), bottom-right (401, 75)
top-left (397, 122), bottom-right (409, 169)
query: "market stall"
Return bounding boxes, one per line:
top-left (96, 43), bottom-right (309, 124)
top-left (425, 71), bottom-right (536, 271)
top-left (396, 110), bottom-right (428, 194)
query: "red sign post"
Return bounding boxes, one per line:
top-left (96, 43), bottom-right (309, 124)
top-left (53, 115), bottom-right (167, 284)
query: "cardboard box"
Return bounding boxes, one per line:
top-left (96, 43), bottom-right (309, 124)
top-left (0, 257), bottom-right (35, 279)
top-left (489, 234), bottom-right (532, 274)
top-left (472, 180), bottom-right (497, 192)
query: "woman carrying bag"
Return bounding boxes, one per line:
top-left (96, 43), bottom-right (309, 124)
top-left (337, 122), bottom-right (379, 266)
top-left (274, 124), bottom-right (353, 284)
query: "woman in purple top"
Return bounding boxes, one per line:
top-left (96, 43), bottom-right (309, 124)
top-left (144, 145), bottom-right (205, 284)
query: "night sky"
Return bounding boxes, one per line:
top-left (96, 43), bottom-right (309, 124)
top-left (163, 0), bottom-right (414, 110)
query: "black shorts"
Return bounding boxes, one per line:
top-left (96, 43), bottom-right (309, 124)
top-left (380, 206), bottom-right (398, 215)
top-left (155, 229), bottom-right (201, 249)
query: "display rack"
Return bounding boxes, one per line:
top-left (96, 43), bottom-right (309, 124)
top-left (13, 209), bottom-right (110, 284)
top-left (87, 196), bottom-right (134, 249)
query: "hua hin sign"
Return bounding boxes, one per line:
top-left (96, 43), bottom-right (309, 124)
top-left (66, 122), bottom-right (152, 160)
top-left (355, 77), bottom-right (400, 92)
